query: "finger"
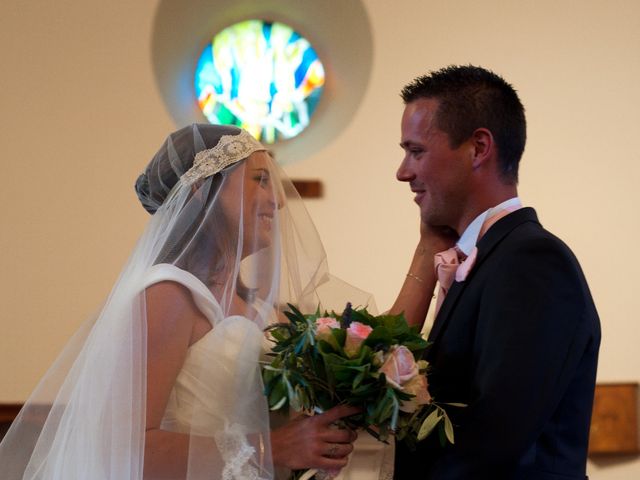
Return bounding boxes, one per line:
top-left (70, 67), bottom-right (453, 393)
top-left (321, 442), bottom-right (354, 459)
top-left (322, 428), bottom-right (356, 444)
top-left (315, 455), bottom-right (351, 472)
top-left (316, 404), bottom-right (360, 424)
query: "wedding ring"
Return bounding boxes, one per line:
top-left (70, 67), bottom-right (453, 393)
top-left (327, 443), bottom-right (339, 457)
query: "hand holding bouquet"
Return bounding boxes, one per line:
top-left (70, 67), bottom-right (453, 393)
top-left (263, 303), bottom-right (461, 453)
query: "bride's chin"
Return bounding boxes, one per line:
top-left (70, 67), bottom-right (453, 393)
top-left (242, 239), bottom-right (272, 257)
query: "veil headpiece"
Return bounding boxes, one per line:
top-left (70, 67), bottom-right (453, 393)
top-left (181, 129), bottom-right (265, 185)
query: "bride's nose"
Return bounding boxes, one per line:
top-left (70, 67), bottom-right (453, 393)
top-left (270, 183), bottom-right (285, 210)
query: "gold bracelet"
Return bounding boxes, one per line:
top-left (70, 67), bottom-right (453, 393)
top-left (406, 272), bottom-right (424, 283)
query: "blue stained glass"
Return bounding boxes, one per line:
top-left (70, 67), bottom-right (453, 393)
top-left (288, 31), bottom-right (301, 44)
top-left (294, 48), bottom-right (317, 88)
top-left (262, 22), bottom-right (272, 43)
top-left (229, 63), bottom-right (239, 99)
top-left (194, 19), bottom-right (325, 143)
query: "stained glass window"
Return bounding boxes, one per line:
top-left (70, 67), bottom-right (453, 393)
top-left (195, 19), bottom-right (325, 144)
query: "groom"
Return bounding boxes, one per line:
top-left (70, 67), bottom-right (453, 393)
top-left (389, 65), bottom-right (600, 479)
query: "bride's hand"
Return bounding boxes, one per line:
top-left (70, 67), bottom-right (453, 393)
top-left (270, 404), bottom-right (359, 472)
top-left (419, 221), bottom-right (458, 255)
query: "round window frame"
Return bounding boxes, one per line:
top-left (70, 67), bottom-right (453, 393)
top-left (151, 0), bottom-right (373, 164)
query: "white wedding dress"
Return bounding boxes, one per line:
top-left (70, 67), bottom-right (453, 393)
top-left (333, 432), bottom-right (394, 480)
top-left (144, 264), bottom-right (393, 480)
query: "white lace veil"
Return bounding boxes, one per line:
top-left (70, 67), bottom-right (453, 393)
top-left (0, 124), bottom-right (374, 479)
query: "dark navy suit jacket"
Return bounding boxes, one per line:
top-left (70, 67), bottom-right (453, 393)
top-left (395, 208), bottom-right (600, 480)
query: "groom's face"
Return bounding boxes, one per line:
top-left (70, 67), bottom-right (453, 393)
top-left (398, 98), bottom-right (474, 231)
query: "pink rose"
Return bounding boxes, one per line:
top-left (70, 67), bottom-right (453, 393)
top-left (399, 374), bottom-right (431, 413)
top-left (378, 346), bottom-right (419, 389)
top-left (314, 317), bottom-right (340, 342)
top-left (344, 321), bottom-right (373, 358)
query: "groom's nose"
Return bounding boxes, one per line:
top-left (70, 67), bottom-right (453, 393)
top-left (396, 157), bottom-right (414, 182)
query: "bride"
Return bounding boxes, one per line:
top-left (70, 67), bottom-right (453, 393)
top-left (0, 124), bottom-right (391, 479)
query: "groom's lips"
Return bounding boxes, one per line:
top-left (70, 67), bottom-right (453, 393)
top-left (412, 190), bottom-right (425, 204)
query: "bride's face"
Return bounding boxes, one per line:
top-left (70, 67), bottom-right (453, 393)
top-left (220, 151), bottom-right (284, 256)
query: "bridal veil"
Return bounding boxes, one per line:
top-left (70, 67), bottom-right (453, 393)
top-left (0, 124), bottom-right (373, 479)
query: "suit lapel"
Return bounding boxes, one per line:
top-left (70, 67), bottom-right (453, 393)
top-left (427, 208), bottom-right (540, 344)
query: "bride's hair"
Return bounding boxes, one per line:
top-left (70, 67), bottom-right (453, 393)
top-left (134, 124), bottom-right (242, 214)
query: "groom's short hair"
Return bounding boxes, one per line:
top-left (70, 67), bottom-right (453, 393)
top-left (401, 65), bottom-right (526, 185)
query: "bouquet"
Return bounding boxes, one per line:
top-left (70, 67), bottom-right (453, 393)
top-left (262, 303), bottom-right (462, 461)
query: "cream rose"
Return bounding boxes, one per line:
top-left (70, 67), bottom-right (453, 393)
top-left (398, 374), bottom-right (431, 413)
top-left (379, 346), bottom-right (431, 412)
top-left (378, 346), bottom-right (419, 389)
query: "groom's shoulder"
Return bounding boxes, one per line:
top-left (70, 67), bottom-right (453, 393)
top-left (495, 208), bottom-right (595, 292)
top-left (500, 207), bottom-right (576, 256)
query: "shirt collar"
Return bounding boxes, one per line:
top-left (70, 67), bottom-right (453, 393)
top-left (456, 197), bottom-right (522, 256)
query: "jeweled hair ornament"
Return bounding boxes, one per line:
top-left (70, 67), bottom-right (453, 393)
top-left (180, 129), bottom-right (266, 185)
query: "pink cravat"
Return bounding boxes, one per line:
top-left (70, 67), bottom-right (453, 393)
top-left (433, 208), bottom-right (517, 316)
top-left (434, 246), bottom-right (466, 315)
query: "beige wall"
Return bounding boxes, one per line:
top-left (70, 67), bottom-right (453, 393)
top-left (1, 1), bottom-right (638, 477)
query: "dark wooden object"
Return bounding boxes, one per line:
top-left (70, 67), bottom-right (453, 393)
top-left (589, 382), bottom-right (639, 455)
top-left (0, 403), bottom-right (22, 440)
top-left (291, 179), bottom-right (323, 198)
top-left (0, 403), bottom-right (22, 424)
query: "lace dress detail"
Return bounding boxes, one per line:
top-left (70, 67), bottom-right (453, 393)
top-left (215, 423), bottom-right (267, 480)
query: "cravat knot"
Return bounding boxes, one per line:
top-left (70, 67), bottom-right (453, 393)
top-left (434, 246), bottom-right (477, 315)
top-left (434, 246), bottom-right (465, 290)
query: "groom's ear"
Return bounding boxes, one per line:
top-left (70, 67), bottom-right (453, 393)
top-left (470, 128), bottom-right (495, 170)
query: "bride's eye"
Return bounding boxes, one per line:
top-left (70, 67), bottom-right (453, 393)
top-left (254, 171), bottom-right (270, 187)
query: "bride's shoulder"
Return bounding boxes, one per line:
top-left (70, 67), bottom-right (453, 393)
top-left (145, 279), bottom-right (202, 323)
top-left (143, 263), bottom-right (198, 288)
top-left (143, 263), bottom-right (222, 331)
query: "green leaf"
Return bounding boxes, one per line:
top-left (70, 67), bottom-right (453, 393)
top-left (270, 329), bottom-right (289, 343)
top-left (330, 328), bottom-right (347, 349)
top-left (268, 379), bottom-right (288, 410)
top-left (443, 412), bottom-right (455, 444)
top-left (417, 408), bottom-right (443, 441)
top-left (352, 370), bottom-right (366, 390)
top-left (285, 303), bottom-right (307, 322)
top-left (270, 395), bottom-right (287, 411)
top-left (283, 310), bottom-right (301, 324)
top-left (363, 326), bottom-right (393, 348)
top-left (294, 335), bottom-right (309, 355)
top-left (262, 365), bottom-right (282, 372)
